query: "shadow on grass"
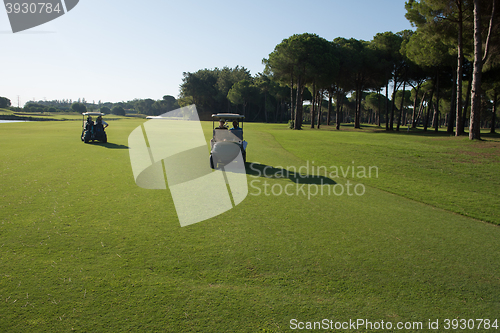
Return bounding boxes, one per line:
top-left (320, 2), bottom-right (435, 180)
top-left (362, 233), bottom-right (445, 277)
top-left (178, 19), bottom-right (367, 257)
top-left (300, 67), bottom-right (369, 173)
top-left (480, 132), bottom-right (500, 141)
top-left (377, 128), bottom-right (461, 137)
top-left (245, 162), bottom-right (336, 185)
top-left (90, 142), bottom-right (129, 149)
top-left (380, 128), bottom-right (500, 140)
top-left (319, 123), bottom-right (500, 140)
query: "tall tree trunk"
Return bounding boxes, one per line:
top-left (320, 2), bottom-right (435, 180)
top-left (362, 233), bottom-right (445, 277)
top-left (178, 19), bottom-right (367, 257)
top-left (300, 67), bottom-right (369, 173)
top-left (377, 88), bottom-right (381, 126)
top-left (327, 88), bottom-right (333, 126)
top-left (336, 91), bottom-right (342, 130)
top-left (449, 67), bottom-right (457, 133)
top-left (469, 0), bottom-right (483, 140)
top-left (354, 86), bottom-right (361, 128)
top-left (463, 73), bottom-right (473, 130)
top-left (416, 91), bottom-right (427, 126)
top-left (317, 91), bottom-right (323, 129)
top-left (357, 87), bottom-right (361, 128)
top-left (385, 81), bottom-right (390, 130)
top-left (290, 76), bottom-right (295, 122)
top-left (482, 0), bottom-right (496, 64)
top-left (390, 80), bottom-right (397, 130)
top-left (311, 81), bottom-right (316, 128)
top-left (397, 80), bottom-right (406, 131)
top-left (294, 76), bottom-right (303, 129)
top-left (433, 71), bottom-right (440, 132)
top-left (424, 88), bottom-right (434, 131)
top-left (456, 0), bottom-right (464, 136)
top-left (491, 89), bottom-right (498, 134)
top-left (411, 84), bottom-right (420, 128)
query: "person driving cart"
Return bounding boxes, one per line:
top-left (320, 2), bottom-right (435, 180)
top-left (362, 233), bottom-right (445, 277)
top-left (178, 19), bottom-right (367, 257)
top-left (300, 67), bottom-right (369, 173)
top-left (216, 120), bottom-right (227, 129)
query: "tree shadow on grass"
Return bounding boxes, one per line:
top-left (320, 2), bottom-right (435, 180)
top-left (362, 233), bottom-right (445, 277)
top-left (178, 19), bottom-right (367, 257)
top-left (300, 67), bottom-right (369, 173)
top-left (480, 132), bottom-right (500, 142)
top-left (245, 162), bottom-right (336, 185)
top-left (388, 129), bottom-right (500, 141)
top-left (310, 123), bottom-right (500, 140)
top-left (356, 126), bottom-right (500, 140)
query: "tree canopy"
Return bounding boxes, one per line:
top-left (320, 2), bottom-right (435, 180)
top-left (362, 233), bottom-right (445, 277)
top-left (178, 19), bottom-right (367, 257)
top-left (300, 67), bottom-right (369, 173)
top-left (0, 97), bottom-right (11, 108)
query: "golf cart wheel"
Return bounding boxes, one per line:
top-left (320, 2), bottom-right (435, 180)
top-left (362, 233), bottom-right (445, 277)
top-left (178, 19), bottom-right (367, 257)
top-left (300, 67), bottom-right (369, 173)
top-left (210, 154), bottom-right (215, 169)
top-left (84, 131), bottom-right (91, 143)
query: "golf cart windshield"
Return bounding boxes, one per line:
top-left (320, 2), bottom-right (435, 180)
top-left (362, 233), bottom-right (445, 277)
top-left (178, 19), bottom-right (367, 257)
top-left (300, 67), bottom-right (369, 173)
top-left (212, 113), bottom-right (244, 130)
top-left (211, 113), bottom-right (244, 141)
top-left (211, 113), bottom-right (245, 120)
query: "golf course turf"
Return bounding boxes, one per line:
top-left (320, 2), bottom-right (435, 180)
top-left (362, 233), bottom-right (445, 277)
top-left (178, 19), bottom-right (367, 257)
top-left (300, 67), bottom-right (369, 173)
top-left (1, 119), bottom-right (499, 332)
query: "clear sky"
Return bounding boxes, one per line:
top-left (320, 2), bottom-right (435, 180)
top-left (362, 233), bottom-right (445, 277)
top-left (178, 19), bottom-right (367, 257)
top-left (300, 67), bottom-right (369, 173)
top-left (1, 0), bottom-right (414, 107)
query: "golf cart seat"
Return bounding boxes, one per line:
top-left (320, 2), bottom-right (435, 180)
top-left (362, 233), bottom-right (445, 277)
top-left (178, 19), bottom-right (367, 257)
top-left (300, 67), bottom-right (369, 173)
top-left (213, 129), bottom-right (242, 143)
top-left (229, 129), bottom-right (243, 141)
top-left (95, 122), bottom-right (104, 134)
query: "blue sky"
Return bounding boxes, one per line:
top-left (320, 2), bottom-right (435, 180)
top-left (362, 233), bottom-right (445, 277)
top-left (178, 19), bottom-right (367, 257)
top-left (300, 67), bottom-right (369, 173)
top-left (1, 0), bottom-right (414, 106)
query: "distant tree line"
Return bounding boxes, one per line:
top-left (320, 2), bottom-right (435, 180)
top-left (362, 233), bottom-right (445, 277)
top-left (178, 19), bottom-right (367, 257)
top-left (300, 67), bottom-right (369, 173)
top-left (11, 95), bottom-right (180, 117)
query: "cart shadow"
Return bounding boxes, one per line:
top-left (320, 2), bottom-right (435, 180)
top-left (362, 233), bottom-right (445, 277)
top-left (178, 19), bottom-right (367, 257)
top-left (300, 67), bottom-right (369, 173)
top-left (245, 162), bottom-right (336, 185)
top-left (97, 142), bottom-right (129, 149)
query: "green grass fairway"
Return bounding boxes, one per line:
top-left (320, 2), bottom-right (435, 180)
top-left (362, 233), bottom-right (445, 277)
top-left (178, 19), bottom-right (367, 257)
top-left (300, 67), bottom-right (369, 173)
top-left (1, 120), bottom-right (499, 332)
top-left (266, 124), bottom-right (500, 225)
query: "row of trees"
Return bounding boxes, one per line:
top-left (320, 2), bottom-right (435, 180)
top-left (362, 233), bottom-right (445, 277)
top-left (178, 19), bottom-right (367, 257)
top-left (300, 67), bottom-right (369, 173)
top-left (179, 0), bottom-right (499, 139)
top-left (264, 0), bottom-right (499, 139)
top-left (21, 98), bottom-right (101, 112)
top-left (178, 66), bottom-right (291, 121)
top-left (127, 95), bottom-right (180, 116)
top-left (405, 0), bottom-right (499, 139)
top-left (12, 95), bottom-right (180, 117)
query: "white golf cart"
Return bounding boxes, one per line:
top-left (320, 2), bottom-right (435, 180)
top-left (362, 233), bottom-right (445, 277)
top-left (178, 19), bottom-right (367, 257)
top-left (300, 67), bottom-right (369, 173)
top-left (210, 113), bottom-right (246, 169)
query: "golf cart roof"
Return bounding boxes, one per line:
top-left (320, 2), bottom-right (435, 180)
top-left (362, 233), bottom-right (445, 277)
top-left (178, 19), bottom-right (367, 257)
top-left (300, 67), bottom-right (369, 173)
top-left (83, 112), bottom-right (105, 116)
top-left (212, 113), bottom-right (245, 120)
